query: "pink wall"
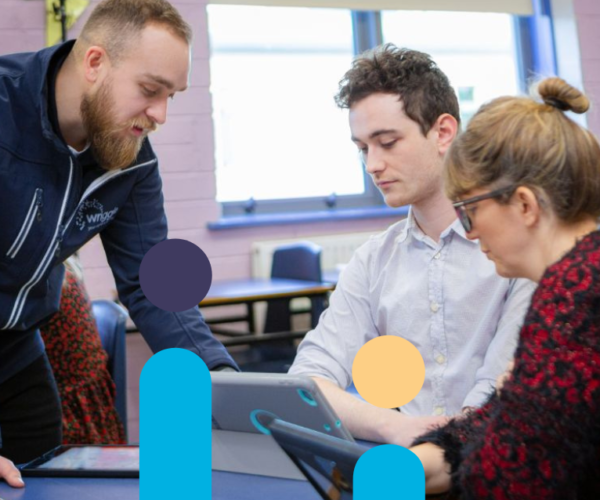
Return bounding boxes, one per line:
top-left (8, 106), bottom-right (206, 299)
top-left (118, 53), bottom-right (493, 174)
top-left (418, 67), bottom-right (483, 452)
top-left (2, 1), bottom-right (599, 300)
top-left (0, 1), bottom-right (45, 51)
top-left (573, 0), bottom-right (600, 134)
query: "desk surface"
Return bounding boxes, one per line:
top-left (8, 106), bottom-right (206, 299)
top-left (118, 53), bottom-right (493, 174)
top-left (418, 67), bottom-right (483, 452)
top-left (0, 471), bottom-right (320, 500)
top-left (201, 278), bottom-right (335, 307)
top-left (0, 477), bottom-right (139, 500)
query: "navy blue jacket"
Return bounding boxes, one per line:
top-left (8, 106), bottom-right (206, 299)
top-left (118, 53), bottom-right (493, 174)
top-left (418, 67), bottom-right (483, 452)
top-left (0, 42), bottom-right (237, 383)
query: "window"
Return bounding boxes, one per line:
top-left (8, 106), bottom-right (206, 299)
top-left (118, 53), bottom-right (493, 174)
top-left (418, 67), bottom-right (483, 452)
top-left (207, 5), bottom-right (552, 220)
top-left (208, 6), bottom-right (373, 215)
top-left (381, 11), bottom-right (520, 124)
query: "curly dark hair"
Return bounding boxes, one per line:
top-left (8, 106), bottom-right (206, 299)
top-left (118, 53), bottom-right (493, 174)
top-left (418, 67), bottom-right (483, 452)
top-left (335, 44), bottom-right (460, 136)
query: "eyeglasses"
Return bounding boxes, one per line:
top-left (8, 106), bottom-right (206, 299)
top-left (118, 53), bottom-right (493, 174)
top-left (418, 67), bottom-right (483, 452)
top-left (453, 185), bottom-right (516, 233)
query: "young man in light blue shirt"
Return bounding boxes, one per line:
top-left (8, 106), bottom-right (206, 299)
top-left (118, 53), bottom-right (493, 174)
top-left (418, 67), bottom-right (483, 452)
top-left (289, 44), bottom-right (534, 446)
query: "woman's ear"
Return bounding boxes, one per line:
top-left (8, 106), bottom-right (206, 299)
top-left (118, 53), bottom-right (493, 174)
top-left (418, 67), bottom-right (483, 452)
top-left (513, 186), bottom-right (542, 228)
top-left (433, 113), bottom-right (458, 155)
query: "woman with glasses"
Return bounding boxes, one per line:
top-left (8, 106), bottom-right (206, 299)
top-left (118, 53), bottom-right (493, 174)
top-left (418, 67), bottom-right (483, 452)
top-left (409, 77), bottom-right (600, 499)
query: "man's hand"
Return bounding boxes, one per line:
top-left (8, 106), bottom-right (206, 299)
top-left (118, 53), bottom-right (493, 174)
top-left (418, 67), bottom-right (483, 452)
top-left (383, 414), bottom-right (450, 448)
top-left (0, 455), bottom-right (24, 488)
top-left (313, 377), bottom-right (449, 447)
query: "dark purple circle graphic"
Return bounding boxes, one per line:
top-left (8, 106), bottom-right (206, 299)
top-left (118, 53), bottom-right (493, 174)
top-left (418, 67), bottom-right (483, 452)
top-left (139, 239), bottom-right (213, 312)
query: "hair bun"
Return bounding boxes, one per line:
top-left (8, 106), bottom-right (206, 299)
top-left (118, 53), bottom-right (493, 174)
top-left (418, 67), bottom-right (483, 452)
top-left (537, 77), bottom-right (589, 114)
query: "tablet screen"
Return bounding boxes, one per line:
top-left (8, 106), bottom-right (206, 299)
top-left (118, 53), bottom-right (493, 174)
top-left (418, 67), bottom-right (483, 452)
top-left (37, 446), bottom-right (138, 471)
top-left (20, 445), bottom-right (139, 477)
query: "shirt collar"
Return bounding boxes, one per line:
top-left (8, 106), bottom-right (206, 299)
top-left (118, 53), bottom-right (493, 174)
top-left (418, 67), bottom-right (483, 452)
top-left (444, 217), bottom-right (477, 243)
top-left (396, 206), bottom-right (478, 245)
top-left (395, 207), bottom-right (416, 243)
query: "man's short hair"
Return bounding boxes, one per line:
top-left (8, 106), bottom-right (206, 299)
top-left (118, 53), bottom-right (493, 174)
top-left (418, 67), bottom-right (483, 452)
top-left (76, 0), bottom-right (192, 62)
top-left (335, 44), bottom-right (460, 136)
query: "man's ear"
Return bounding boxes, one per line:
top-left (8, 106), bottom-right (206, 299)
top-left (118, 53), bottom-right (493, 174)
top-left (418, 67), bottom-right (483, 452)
top-left (433, 113), bottom-right (458, 155)
top-left (82, 46), bottom-right (109, 85)
top-left (513, 186), bottom-right (542, 228)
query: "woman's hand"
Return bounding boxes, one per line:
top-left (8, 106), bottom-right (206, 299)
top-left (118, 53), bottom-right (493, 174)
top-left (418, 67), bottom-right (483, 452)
top-left (410, 443), bottom-right (451, 494)
top-left (0, 455), bottom-right (24, 488)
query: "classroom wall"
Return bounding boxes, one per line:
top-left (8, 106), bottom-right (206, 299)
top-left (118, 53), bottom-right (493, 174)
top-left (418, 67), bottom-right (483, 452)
top-left (573, 0), bottom-right (600, 133)
top-left (0, 1), bottom-right (44, 52)
top-left (1, 0), bottom-right (599, 300)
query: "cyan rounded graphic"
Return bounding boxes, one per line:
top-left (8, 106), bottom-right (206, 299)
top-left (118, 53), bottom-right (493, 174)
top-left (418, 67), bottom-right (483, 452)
top-left (139, 238), bottom-right (212, 312)
top-left (350, 343), bottom-right (427, 497)
top-left (354, 444), bottom-right (425, 498)
top-left (140, 348), bottom-right (211, 500)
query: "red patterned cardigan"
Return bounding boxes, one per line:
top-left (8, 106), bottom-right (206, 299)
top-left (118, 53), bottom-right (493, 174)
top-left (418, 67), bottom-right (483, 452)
top-left (414, 230), bottom-right (600, 500)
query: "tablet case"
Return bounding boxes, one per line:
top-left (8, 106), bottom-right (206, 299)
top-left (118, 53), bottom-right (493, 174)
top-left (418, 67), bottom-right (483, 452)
top-left (211, 373), bottom-right (353, 479)
top-left (211, 372), bottom-right (353, 440)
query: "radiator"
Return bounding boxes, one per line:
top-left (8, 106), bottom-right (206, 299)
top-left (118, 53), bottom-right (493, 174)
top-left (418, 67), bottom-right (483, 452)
top-left (251, 231), bottom-right (378, 279)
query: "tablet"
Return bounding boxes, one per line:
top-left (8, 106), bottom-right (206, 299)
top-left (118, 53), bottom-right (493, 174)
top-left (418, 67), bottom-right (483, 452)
top-left (211, 372), bottom-right (354, 441)
top-left (19, 445), bottom-right (139, 478)
top-left (269, 419), bottom-right (368, 500)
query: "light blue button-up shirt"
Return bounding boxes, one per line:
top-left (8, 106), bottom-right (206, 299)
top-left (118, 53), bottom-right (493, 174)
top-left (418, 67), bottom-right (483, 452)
top-left (289, 210), bottom-right (536, 416)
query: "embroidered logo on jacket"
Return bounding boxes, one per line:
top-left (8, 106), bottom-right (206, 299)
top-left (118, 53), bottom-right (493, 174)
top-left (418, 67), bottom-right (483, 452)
top-left (75, 199), bottom-right (119, 231)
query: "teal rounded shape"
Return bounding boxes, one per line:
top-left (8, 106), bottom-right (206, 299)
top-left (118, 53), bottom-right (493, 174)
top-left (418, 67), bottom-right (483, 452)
top-left (323, 423), bottom-right (331, 432)
top-left (140, 348), bottom-right (211, 500)
top-left (354, 444), bottom-right (425, 499)
top-left (297, 388), bottom-right (318, 406)
top-left (250, 409), bottom-right (279, 435)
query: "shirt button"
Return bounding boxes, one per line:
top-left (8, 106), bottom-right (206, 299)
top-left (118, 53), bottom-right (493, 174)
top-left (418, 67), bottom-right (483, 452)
top-left (430, 302), bottom-right (439, 313)
top-left (434, 406), bottom-right (445, 416)
top-left (435, 354), bottom-right (445, 365)
top-left (434, 252), bottom-right (441, 260)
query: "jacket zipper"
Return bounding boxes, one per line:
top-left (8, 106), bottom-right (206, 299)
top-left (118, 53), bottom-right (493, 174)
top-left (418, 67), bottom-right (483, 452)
top-left (2, 161), bottom-right (73, 330)
top-left (6, 188), bottom-right (43, 259)
top-left (2, 158), bottom-right (156, 331)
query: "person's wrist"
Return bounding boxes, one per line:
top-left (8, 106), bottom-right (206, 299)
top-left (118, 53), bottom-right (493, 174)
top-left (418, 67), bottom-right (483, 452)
top-left (379, 408), bottom-right (406, 444)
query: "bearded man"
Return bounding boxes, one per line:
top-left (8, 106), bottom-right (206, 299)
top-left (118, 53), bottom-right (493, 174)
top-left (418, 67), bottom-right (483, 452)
top-left (0, 0), bottom-right (237, 484)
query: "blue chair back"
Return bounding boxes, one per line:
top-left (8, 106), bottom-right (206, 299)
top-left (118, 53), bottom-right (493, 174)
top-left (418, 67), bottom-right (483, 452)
top-left (271, 241), bottom-right (323, 282)
top-left (237, 242), bottom-right (325, 372)
top-left (92, 300), bottom-right (128, 436)
top-left (265, 241), bottom-right (325, 333)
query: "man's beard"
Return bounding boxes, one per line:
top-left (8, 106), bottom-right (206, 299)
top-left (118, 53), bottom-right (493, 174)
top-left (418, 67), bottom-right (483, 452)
top-left (80, 80), bottom-right (155, 171)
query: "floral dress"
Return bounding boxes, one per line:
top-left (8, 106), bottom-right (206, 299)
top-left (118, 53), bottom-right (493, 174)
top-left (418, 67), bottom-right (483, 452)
top-left (40, 268), bottom-right (126, 444)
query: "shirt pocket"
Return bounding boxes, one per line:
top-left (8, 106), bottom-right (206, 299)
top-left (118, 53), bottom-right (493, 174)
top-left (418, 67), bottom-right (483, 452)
top-left (6, 188), bottom-right (44, 260)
